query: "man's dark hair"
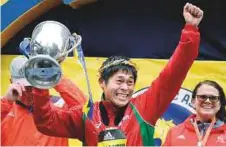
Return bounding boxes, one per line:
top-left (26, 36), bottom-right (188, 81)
top-left (99, 56), bottom-right (137, 83)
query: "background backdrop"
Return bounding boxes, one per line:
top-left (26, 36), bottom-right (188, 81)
top-left (1, 0), bottom-right (226, 146)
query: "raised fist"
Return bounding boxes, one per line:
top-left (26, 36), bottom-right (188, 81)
top-left (183, 3), bottom-right (204, 27)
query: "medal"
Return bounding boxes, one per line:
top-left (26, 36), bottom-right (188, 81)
top-left (193, 117), bottom-right (216, 146)
top-left (197, 141), bottom-right (203, 147)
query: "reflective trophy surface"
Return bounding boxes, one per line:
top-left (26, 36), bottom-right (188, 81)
top-left (20, 21), bottom-right (82, 89)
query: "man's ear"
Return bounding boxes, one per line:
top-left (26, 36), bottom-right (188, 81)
top-left (98, 78), bottom-right (105, 90)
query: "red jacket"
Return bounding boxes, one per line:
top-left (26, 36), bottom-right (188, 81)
top-left (163, 115), bottom-right (226, 146)
top-left (32, 24), bottom-right (200, 146)
top-left (1, 99), bottom-right (13, 120)
top-left (1, 77), bottom-right (86, 146)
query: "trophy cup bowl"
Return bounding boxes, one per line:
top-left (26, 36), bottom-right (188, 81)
top-left (23, 21), bottom-right (81, 89)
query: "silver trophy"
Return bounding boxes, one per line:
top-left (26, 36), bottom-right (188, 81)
top-left (20, 21), bottom-right (82, 89)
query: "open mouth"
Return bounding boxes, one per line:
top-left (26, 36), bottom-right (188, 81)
top-left (116, 93), bottom-right (129, 99)
top-left (201, 105), bottom-right (213, 109)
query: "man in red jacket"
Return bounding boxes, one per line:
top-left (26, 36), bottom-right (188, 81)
top-left (1, 56), bottom-right (86, 146)
top-left (31, 3), bottom-right (203, 146)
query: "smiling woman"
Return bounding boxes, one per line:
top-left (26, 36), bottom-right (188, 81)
top-left (163, 80), bottom-right (226, 146)
top-left (192, 80), bottom-right (226, 123)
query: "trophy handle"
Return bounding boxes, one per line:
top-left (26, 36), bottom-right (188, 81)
top-left (65, 33), bottom-right (82, 55)
top-left (19, 38), bottom-right (32, 59)
top-left (56, 33), bottom-right (82, 61)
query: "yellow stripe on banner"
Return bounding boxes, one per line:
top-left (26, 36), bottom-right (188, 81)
top-left (2, 56), bottom-right (226, 96)
top-left (1, 55), bottom-right (226, 146)
top-left (0, 0), bottom-right (8, 6)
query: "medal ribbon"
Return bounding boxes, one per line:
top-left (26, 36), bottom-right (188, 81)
top-left (193, 117), bottom-right (216, 146)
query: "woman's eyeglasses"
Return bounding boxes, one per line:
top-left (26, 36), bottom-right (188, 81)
top-left (196, 95), bottom-right (220, 103)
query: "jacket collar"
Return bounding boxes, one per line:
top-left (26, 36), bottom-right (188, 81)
top-left (184, 114), bottom-right (225, 132)
top-left (102, 101), bottom-right (125, 116)
top-left (99, 101), bottom-right (127, 126)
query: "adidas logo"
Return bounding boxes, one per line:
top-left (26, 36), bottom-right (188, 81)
top-left (177, 135), bottom-right (185, 139)
top-left (103, 132), bottom-right (115, 140)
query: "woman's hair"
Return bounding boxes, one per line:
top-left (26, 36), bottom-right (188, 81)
top-left (99, 56), bottom-right (137, 83)
top-left (192, 80), bottom-right (226, 122)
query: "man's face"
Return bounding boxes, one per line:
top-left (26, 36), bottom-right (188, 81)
top-left (99, 70), bottom-right (135, 107)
